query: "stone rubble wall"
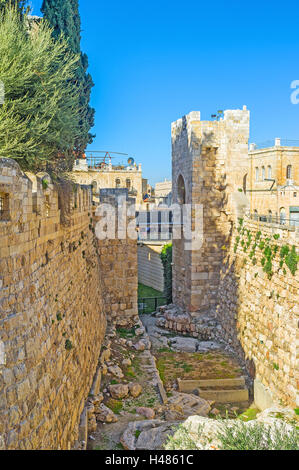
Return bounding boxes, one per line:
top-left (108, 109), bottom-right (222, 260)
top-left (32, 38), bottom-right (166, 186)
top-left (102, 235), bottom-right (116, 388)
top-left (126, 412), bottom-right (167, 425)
top-left (0, 159), bottom-right (137, 449)
top-left (216, 218), bottom-right (299, 408)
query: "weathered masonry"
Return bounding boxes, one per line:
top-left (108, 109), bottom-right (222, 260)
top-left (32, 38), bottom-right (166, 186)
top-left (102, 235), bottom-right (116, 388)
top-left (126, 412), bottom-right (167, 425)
top-left (0, 159), bottom-right (137, 450)
top-left (171, 108), bottom-right (299, 408)
top-left (172, 108), bottom-right (250, 313)
top-left (217, 218), bottom-right (298, 409)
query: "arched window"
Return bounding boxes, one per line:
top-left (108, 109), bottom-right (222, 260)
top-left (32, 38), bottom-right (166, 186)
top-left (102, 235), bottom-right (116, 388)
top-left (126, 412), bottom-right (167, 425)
top-left (254, 209), bottom-right (258, 221)
top-left (261, 166), bottom-right (265, 180)
top-left (177, 174), bottom-right (186, 204)
top-left (280, 207), bottom-right (286, 225)
top-left (115, 178), bottom-right (121, 188)
top-left (286, 165), bottom-right (292, 179)
top-left (126, 178), bottom-right (131, 189)
top-left (255, 167), bottom-right (259, 182)
top-left (268, 165), bottom-right (272, 179)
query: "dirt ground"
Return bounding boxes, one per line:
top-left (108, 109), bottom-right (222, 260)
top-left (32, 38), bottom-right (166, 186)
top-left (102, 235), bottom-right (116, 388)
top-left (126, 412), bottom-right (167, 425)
top-left (89, 317), bottom-right (253, 450)
top-left (154, 349), bottom-right (244, 390)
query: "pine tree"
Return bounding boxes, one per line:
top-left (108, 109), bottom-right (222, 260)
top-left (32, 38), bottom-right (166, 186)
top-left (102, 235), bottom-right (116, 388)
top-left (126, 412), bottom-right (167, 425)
top-left (41, 0), bottom-right (95, 156)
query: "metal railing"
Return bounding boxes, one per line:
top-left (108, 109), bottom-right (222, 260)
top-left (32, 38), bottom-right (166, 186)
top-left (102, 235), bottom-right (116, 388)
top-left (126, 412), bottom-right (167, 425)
top-left (249, 213), bottom-right (299, 228)
top-left (250, 139), bottom-right (299, 150)
top-left (138, 296), bottom-right (166, 314)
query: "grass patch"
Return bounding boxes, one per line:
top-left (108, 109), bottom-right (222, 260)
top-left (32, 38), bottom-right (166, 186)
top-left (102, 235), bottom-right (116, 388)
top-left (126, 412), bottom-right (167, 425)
top-left (154, 350), bottom-right (243, 391)
top-left (138, 283), bottom-right (163, 298)
top-left (138, 283), bottom-right (166, 314)
top-left (114, 443), bottom-right (125, 450)
top-left (135, 430), bottom-right (141, 439)
top-left (158, 347), bottom-right (173, 353)
top-left (238, 407), bottom-right (259, 422)
top-left (165, 420), bottom-right (299, 450)
top-left (156, 357), bottom-right (166, 384)
top-left (125, 367), bottom-right (136, 378)
top-left (106, 399), bottom-right (123, 415)
top-left (216, 420), bottom-right (299, 450)
top-left (182, 362), bottom-right (193, 373)
top-left (117, 327), bottom-right (136, 339)
top-left (110, 379), bottom-right (119, 385)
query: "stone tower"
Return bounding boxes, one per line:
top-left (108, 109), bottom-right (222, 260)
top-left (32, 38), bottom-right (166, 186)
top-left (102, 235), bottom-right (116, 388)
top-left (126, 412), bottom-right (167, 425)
top-left (172, 107), bottom-right (250, 315)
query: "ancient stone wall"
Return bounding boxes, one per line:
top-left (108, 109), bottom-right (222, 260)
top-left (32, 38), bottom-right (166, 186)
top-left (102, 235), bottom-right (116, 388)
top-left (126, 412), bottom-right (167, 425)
top-left (170, 108), bottom-right (298, 409)
top-left (216, 218), bottom-right (299, 408)
top-left (171, 108), bottom-right (250, 314)
top-left (95, 189), bottom-right (138, 327)
top-left (0, 159), bottom-right (137, 449)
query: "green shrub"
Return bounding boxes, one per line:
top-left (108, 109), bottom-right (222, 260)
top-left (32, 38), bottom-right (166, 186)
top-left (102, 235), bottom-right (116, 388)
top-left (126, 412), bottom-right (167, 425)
top-left (216, 420), bottom-right (299, 450)
top-left (160, 243), bottom-right (172, 304)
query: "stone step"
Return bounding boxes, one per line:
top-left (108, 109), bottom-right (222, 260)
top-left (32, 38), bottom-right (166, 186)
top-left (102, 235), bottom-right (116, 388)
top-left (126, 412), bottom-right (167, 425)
top-left (177, 377), bottom-right (245, 393)
top-left (196, 388), bottom-right (249, 403)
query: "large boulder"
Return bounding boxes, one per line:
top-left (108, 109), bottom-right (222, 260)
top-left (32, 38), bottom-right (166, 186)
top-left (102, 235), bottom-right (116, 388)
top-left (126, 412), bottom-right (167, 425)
top-left (108, 365), bottom-right (124, 379)
top-left (108, 384), bottom-right (129, 399)
top-left (134, 340), bottom-right (146, 351)
top-left (197, 341), bottom-right (221, 352)
top-left (129, 383), bottom-right (142, 398)
top-left (167, 392), bottom-right (211, 419)
top-left (121, 420), bottom-right (179, 450)
top-left (136, 407), bottom-right (155, 419)
top-left (95, 404), bottom-right (118, 424)
top-left (164, 410), bottom-right (298, 450)
top-left (169, 337), bottom-right (198, 353)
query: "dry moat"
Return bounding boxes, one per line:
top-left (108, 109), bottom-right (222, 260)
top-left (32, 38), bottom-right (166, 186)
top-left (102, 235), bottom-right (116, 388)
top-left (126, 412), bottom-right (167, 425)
top-left (88, 312), bottom-right (252, 451)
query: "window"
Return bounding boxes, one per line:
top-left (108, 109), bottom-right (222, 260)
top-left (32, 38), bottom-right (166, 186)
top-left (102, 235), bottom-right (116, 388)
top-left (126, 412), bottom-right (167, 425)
top-left (255, 167), bottom-right (259, 182)
top-left (262, 166), bottom-right (265, 181)
top-left (126, 179), bottom-right (131, 189)
top-left (254, 209), bottom-right (258, 221)
top-left (286, 165), bottom-right (292, 179)
top-left (0, 193), bottom-right (9, 221)
top-left (294, 192), bottom-right (297, 198)
top-left (115, 178), bottom-right (121, 188)
top-left (268, 165), bottom-right (272, 179)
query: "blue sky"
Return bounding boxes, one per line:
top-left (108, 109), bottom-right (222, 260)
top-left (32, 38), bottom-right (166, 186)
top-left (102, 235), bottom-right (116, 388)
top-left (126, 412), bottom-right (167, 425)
top-left (29, 0), bottom-right (299, 185)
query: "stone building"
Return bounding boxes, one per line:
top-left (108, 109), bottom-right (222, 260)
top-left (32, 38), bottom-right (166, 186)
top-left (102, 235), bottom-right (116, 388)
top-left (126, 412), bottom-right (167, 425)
top-left (73, 156), bottom-right (143, 207)
top-left (248, 139), bottom-right (299, 226)
top-left (154, 179), bottom-right (172, 206)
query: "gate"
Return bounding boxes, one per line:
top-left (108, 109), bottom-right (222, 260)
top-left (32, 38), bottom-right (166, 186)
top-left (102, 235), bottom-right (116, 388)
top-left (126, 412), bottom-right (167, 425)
top-left (138, 296), bottom-right (166, 314)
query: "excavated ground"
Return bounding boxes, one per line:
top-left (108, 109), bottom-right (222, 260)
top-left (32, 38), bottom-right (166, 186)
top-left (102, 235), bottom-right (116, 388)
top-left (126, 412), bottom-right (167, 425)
top-left (89, 313), bottom-right (252, 450)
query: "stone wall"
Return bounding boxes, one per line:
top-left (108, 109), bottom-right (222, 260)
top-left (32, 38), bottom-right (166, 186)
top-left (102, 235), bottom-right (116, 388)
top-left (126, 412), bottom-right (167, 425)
top-left (216, 218), bottom-right (299, 408)
top-left (95, 189), bottom-right (138, 327)
top-left (0, 159), bottom-right (137, 449)
top-left (171, 108), bottom-right (250, 314)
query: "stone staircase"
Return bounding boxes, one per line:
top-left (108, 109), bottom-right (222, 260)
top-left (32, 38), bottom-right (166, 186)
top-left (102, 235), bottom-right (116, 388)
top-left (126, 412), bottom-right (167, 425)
top-left (177, 377), bottom-right (249, 403)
